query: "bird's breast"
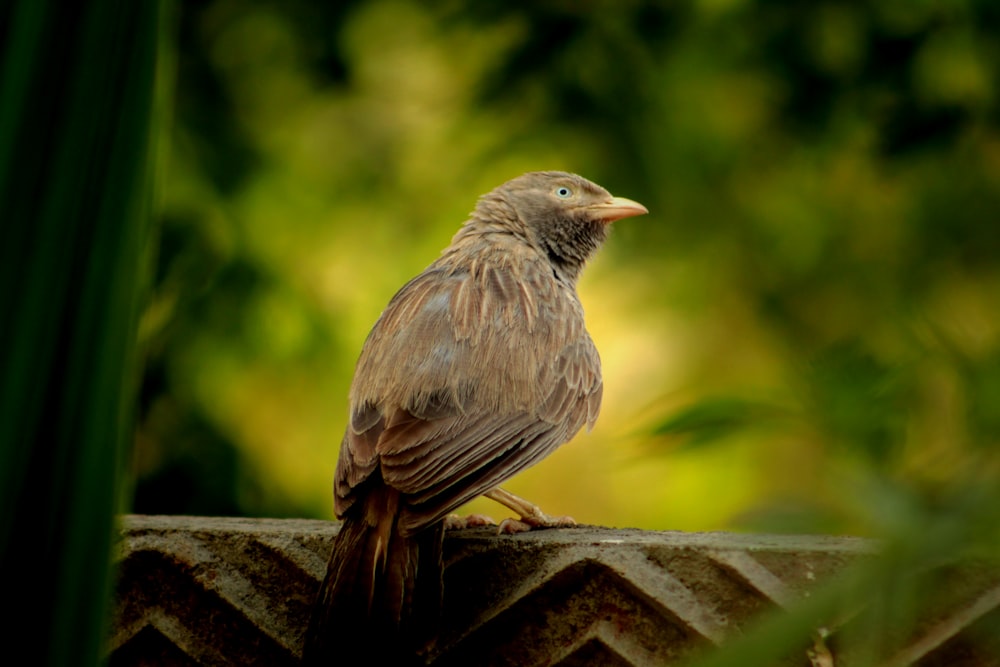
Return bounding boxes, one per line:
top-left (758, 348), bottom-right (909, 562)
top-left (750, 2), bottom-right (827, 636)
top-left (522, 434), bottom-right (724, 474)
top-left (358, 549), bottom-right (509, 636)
top-left (352, 254), bottom-right (588, 418)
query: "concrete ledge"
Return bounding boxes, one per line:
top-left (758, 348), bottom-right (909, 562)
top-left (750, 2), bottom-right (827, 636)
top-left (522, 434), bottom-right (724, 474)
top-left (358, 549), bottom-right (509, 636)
top-left (110, 515), bottom-right (998, 666)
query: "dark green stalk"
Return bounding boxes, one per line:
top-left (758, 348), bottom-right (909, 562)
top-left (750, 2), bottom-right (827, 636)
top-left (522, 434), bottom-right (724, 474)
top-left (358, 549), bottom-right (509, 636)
top-left (0, 1), bottom-right (163, 664)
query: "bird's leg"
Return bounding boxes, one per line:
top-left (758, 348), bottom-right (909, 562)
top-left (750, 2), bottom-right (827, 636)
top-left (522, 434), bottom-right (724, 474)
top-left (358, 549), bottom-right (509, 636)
top-left (484, 488), bottom-right (576, 535)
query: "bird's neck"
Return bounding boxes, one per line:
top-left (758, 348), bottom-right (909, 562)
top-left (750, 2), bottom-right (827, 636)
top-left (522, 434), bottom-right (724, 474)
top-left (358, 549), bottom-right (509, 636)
top-left (445, 196), bottom-right (605, 286)
top-left (441, 225), bottom-right (591, 288)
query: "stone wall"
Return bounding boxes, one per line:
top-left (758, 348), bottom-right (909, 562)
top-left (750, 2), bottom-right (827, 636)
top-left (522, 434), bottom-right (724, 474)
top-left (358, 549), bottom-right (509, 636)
top-left (110, 515), bottom-right (999, 666)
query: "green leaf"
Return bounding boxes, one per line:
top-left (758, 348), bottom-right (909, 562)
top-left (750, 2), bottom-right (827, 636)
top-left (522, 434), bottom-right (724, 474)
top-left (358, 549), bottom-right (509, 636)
top-left (0, 1), bottom-right (163, 664)
top-left (652, 396), bottom-right (791, 450)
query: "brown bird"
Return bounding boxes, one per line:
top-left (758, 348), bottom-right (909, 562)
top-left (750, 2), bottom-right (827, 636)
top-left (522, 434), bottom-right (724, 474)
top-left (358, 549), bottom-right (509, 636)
top-left (302, 171), bottom-right (647, 665)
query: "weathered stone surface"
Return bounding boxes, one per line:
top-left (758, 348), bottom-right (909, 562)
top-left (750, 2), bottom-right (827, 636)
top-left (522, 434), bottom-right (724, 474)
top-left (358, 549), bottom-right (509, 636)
top-left (110, 515), bottom-right (999, 666)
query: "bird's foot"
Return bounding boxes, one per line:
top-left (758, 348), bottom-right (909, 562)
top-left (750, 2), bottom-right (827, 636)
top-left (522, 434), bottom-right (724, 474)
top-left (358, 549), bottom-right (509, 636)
top-left (444, 513), bottom-right (497, 530)
top-left (497, 513), bottom-right (576, 535)
top-left (485, 487), bottom-right (576, 535)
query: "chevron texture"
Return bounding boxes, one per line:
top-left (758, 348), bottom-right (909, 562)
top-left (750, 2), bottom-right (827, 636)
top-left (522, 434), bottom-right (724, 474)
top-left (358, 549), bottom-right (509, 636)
top-left (110, 516), bottom-right (999, 666)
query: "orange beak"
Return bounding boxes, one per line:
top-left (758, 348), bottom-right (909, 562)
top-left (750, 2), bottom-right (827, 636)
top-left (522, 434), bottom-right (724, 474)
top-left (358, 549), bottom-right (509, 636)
top-left (586, 196), bottom-right (649, 223)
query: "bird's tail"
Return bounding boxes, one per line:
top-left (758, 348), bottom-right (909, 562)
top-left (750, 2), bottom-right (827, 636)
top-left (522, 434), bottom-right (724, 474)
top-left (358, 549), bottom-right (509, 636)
top-left (301, 489), bottom-right (444, 666)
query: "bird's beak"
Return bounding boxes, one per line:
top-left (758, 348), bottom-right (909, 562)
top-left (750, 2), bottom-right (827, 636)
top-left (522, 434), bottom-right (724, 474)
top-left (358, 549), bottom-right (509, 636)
top-left (586, 196), bottom-right (649, 224)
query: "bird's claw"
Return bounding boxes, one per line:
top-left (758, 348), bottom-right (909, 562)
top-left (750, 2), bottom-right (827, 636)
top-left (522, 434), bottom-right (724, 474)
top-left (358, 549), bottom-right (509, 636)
top-left (483, 487), bottom-right (576, 535)
top-left (497, 518), bottom-right (533, 534)
top-left (444, 513), bottom-right (497, 530)
top-left (496, 513), bottom-right (576, 535)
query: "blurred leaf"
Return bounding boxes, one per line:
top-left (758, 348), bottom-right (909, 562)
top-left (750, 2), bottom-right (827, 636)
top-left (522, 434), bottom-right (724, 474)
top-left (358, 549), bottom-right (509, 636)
top-left (0, 0), bottom-right (162, 664)
top-left (684, 496), bottom-right (1000, 667)
top-left (803, 342), bottom-right (912, 465)
top-left (964, 350), bottom-right (1000, 446)
top-left (734, 500), bottom-right (847, 536)
top-left (653, 396), bottom-right (792, 450)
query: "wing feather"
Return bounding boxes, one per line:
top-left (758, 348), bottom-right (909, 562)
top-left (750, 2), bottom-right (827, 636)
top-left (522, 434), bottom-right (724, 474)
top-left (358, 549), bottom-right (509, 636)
top-left (334, 251), bottom-right (602, 532)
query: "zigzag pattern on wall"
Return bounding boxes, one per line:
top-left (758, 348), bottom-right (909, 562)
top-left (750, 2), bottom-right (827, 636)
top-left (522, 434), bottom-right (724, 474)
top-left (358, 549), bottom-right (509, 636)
top-left (110, 516), bottom-right (1000, 666)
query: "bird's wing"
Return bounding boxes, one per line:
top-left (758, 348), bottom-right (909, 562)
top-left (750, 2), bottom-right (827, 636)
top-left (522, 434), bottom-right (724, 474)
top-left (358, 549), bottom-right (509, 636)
top-left (334, 263), bottom-right (602, 533)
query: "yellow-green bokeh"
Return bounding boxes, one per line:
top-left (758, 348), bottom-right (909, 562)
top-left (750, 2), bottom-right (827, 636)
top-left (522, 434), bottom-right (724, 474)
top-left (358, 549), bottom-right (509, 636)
top-left (139, 0), bottom-right (1000, 538)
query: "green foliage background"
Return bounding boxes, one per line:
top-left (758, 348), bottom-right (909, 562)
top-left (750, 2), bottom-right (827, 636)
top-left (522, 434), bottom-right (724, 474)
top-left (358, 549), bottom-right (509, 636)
top-left (142, 0), bottom-right (1000, 541)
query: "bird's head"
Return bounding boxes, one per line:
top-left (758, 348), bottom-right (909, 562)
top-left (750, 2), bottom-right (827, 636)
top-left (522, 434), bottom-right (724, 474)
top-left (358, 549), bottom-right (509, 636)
top-left (484, 171), bottom-right (648, 280)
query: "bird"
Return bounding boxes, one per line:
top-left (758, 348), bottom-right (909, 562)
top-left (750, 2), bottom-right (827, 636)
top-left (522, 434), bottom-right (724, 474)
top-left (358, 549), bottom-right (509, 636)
top-left (301, 171), bottom-right (647, 666)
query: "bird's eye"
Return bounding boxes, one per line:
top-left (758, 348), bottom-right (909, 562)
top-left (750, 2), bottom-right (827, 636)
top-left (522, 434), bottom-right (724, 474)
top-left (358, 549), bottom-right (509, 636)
top-left (555, 186), bottom-right (573, 198)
